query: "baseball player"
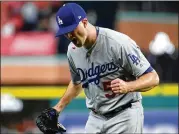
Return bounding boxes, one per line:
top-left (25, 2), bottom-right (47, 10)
top-left (36, 3), bottom-right (159, 134)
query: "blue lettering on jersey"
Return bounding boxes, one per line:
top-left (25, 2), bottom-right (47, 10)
top-left (77, 62), bottom-right (119, 88)
top-left (128, 54), bottom-right (140, 65)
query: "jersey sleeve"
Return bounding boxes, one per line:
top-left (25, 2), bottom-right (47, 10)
top-left (116, 37), bottom-right (153, 77)
top-left (67, 52), bottom-right (81, 84)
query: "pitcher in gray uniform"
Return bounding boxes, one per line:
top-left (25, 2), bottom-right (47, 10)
top-left (36, 3), bottom-right (160, 134)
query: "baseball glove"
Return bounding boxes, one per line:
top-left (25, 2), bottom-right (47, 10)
top-left (36, 108), bottom-right (66, 134)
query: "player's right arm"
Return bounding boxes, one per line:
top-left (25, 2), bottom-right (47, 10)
top-left (53, 46), bottom-right (82, 113)
top-left (53, 81), bottom-right (82, 113)
top-left (35, 47), bottom-right (81, 133)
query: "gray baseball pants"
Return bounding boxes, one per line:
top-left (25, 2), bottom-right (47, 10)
top-left (85, 101), bottom-right (144, 134)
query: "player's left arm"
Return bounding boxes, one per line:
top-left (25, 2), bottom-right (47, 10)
top-left (128, 70), bottom-right (159, 92)
top-left (111, 70), bottom-right (159, 94)
top-left (111, 36), bottom-right (159, 94)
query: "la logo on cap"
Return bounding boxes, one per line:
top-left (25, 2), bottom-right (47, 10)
top-left (57, 16), bottom-right (63, 25)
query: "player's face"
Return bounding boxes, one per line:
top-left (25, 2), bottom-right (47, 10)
top-left (65, 19), bottom-right (88, 47)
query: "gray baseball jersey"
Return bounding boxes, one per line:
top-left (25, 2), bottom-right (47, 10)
top-left (67, 27), bottom-right (151, 115)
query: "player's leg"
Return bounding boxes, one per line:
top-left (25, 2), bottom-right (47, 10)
top-left (127, 101), bottom-right (144, 133)
top-left (104, 101), bottom-right (144, 133)
top-left (134, 102), bottom-right (144, 133)
top-left (85, 111), bottom-right (104, 133)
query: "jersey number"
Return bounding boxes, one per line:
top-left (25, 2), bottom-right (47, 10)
top-left (103, 81), bottom-right (115, 98)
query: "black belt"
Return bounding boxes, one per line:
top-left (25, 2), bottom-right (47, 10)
top-left (92, 101), bottom-right (135, 119)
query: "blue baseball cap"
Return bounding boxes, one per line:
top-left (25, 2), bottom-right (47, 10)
top-left (55, 3), bottom-right (87, 37)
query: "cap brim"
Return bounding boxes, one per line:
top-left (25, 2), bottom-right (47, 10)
top-left (55, 23), bottom-right (78, 37)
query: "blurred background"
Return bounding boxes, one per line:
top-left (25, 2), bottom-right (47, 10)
top-left (1, 1), bottom-right (178, 134)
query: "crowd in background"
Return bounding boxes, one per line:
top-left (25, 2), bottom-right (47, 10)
top-left (1, 2), bottom-right (63, 32)
top-left (1, 1), bottom-right (178, 53)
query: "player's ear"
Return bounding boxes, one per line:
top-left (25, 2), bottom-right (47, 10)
top-left (81, 18), bottom-right (88, 28)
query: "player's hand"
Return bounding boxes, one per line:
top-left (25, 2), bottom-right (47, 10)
top-left (36, 108), bottom-right (66, 134)
top-left (110, 78), bottom-right (131, 94)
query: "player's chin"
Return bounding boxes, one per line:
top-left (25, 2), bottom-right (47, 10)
top-left (75, 41), bottom-right (83, 47)
top-left (75, 43), bottom-right (82, 48)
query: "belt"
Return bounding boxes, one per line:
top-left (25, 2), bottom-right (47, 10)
top-left (92, 101), bottom-right (135, 119)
